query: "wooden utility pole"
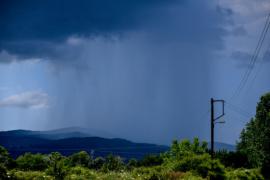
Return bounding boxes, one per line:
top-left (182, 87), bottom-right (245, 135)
top-left (210, 98), bottom-right (225, 159)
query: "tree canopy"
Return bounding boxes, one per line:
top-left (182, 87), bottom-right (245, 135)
top-left (237, 92), bottom-right (270, 178)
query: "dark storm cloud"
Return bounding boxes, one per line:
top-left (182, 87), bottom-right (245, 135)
top-left (0, 0), bottom-right (179, 60)
top-left (0, 0), bottom-right (234, 63)
top-left (0, 0), bottom-right (180, 40)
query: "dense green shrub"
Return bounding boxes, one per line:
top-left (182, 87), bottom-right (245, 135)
top-left (165, 138), bottom-right (208, 160)
top-left (0, 146), bottom-right (16, 169)
top-left (0, 164), bottom-right (8, 179)
top-left (215, 150), bottom-right (251, 168)
top-left (16, 153), bottom-right (49, 171)
top-left (138, 155), bottom-right (163, 167)
top-left (226, 168), bottom-right (264, 180)
top-left (132, 166), bottom-right (166, 180)
top-left (162, 138), bottom-right (225, 179)
top-left (68, 151), bottom-right (92, 167)
top-left (206, 160), bottom-right (226, 180)
top-left (127, 158), bottom-right (138, 170)
top-left (46, 152), bottom-right (69, 180)
top-left (89, 157), bottom-right (105, 170)
top-left (65, 166), bottom-right (98, 179)
top-left (8, 170), bottom-right (53, 180)
top-left (101, 154), bottom-right (124, 172)
top-left (169, 153), bottom-right (225, 179)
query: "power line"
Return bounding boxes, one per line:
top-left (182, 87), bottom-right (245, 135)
top-left (226, 104), bottom-right (252, 120)
top-left (225, 101), bottom-right (253, 118)
top-left (231, 13), bottom-right (270, 99)
top-left (225, 108), bottom-right (247, 124)
top-left (233, 13), bottom-right (270, 97)
top-left (246, 41), bottom-right (270, 94)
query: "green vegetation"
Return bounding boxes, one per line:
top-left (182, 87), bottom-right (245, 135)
top-left (0, 140), bottom-right (263, 180)
top-left (0, 92), bottom-right (269, 179)
top-left (16, 153), bottom-right (49, 171)
top-left (237, 92), bottom-right (270, 178)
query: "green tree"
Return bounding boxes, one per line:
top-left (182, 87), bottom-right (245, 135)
top-left (0, 164), bottom-right (7, 179)
top-left (101, 154), bottom-right (124, 172)
top-left (68, 151), bottom-right (92, 167)
top-left (165, 138), bottom-right (225, 179)
top-left (89, 157), bottom-right (105, 170)
top-left (46, 152), bottom-right (68, 180)
top-left (0, 146), bottom-right (15, 169)
top-left (138, 155), bottom-right (163, 167)
top-left (237, 92), bottom-right (270, 178)
top-left (215, 150), bottom-right (250, 168)
top-left (127, 158), bottom-right (138, 170)
top-left (16, 153), bottom-right (49, 171)
top-left (167, 137), bottom-right (208, 160)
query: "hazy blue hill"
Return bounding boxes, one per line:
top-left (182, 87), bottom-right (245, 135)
top-left (0, 127), bottom-right (115, 140)
top-left (213, 142), bottom-right (236, 151)
top-left (0, 128), bottom-right (235, 159)
top-left (0, 128), bottom-right (168, 159)
top-left (0, 129), bottom-right (37, 136)
top-left (40, 126), bottom-right (116, 139)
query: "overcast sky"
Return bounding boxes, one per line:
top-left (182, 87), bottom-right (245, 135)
top-left (0, 0), bottom-right (270, 145)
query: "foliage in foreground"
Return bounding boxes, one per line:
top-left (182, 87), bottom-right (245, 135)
top-left (8, 166), bottom-right (204, 180)
top-left (237, 92), bottom-right (270, 178)
top-left (226, 168), bottom-right (264, 180)
top-left (0, 141), bottom-right (265, 180)
top-left (163, 138), bottom-right (226, 179)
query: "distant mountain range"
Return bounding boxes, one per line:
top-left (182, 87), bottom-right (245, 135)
top-left (0, 127), bottom-right (235, 159)
top-left (211, 142), bottom-right (235, 152)
top-left (0, 127), bottom-right (168, 159)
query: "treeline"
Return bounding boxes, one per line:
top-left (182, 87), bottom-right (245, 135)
top-left (0, 138), bottom-right (264, 180)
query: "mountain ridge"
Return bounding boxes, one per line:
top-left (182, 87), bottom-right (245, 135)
top-left (0, 128), bottom-right (235, 159)
top-left (0, 128), bottom-right (168, 159)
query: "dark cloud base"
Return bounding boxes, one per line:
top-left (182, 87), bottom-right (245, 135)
top-left (0, 0), bottom-right (179, 41)
top-left (0, 0), bottom-right (234, 63)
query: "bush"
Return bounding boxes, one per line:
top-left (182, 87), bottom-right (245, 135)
top-left (101, 154), bottom-right (124, 172)
top-left (0, 146), bottom-right (16, 169)
top-left (46, 152), bottom-right (68, 180)
top-left (132, 166), bottom-right (166, 180)
top-left (178, 172), bottom-right (204, 180)
top-left (170, 153), bottom-right (225, 179)
top-left (167, 138), bottom-right (208, 159)
top-left (215, 150), bottom-right (251, 168)
top-left (89, 157), bottom-right (105, 170)
top-left (206, 160), bottom-right (226, 180)
top-left (138, 155), bottom-right (163, 167)
top-left (8, 170), bottom-right (53, 180)
top-left (66, 166), bottom-right (98, 179)
top-left (0, 164), bottom-right (8, 179)
top-left (226, 168), bottom-right (264, 180)
top-left (16, 153), bottom-right (49, 171)
top-left (68, 151), bottom-right (92, 167)
top-left (127, 158), bottom-right (138, 170)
